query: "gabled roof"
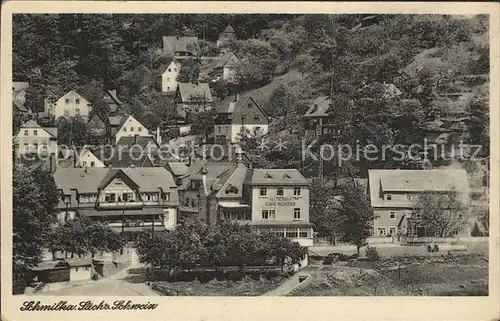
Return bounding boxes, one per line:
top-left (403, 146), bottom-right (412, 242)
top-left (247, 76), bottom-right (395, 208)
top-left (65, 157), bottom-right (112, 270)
top-left (245, 169), bottom-right (309, 186)
top-left (177, 83), bottom-right (213, 103)
top-left (20, 120), bottom-right (42, 128)
top-left (30, 260), bottom-right (69, 271)
top-left (54, 167), bottom-right (179, 196)
top-left (222, 24), bottom-right (235, 34)
top-left (105, 90), bottom-right (123, 105)
top-left (213, 52), bottom-right (239, 69)
top-left (216, 163), bottom-right (248, 199)
top-left (165, 162), bottom-right (190, 177)
top-left (303, 96), bottom-right (332, 117)
top-left (163, 36), bottom-right (199, 55)
top-left (159, 59), bottom-right (182, 76)
top-left (216, 96), bottom-right (269, 121)
top-left (19, 120), bottom-right (57, 137)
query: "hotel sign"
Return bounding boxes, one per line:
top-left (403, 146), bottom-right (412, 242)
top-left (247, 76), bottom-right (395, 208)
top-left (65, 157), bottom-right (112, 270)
top-left (265, 197), bottom-right (297, 207)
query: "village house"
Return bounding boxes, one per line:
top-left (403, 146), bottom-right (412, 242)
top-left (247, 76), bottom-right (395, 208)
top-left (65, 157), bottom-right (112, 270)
top-left (53, 167), bottom-right (180, 240)
top-left (158, 59), bottom-right (182, 93)
top-left (214, 94), bottom-right (270, 144)
top-left (367, 169), bottom-right (476, 239)
top-left (102, 89), bottom-right (124, 115)
top-left (15, 120), bottom-right (58, 158)
top-left (303, 96), bottom-right (337, 138)
top-left (174, 82), bottom-right (214, 125)
top-left (217, 24), bottom-right (237, 48)
top-left (87, 113), bottom-right (110, 145)
top-left (210, 52), bottom-right (240, 82)
top-left (173, 161), bottom-right (313, 247)
top-left (12, 81), bottom-right (31, 115)
top-left (163, 36), bottom-right (200, 60)
top-left (76, 148), bottom-right (106, 168)
top-left (114, 115), bottom-right (151, 144)
top-left (43, 90), bottom-right (92, 120)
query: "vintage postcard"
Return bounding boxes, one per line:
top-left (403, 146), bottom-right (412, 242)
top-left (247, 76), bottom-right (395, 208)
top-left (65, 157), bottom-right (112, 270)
top-left (1, 1), bottom-right (499, 321)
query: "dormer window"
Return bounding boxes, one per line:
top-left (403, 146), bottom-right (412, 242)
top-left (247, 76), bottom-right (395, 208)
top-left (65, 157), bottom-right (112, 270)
top-left (248, 102), bottom-right (252, 108)
top-left (264, 173), bottom-right (273, 179)
top-left (283, 173), bottom-right (291, 179)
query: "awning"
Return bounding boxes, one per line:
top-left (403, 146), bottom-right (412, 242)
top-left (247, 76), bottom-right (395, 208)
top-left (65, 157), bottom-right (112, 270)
top-left (218, 201), bottom-right (250, 209)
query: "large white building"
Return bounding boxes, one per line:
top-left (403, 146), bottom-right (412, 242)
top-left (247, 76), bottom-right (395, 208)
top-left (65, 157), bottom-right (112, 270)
top-left (159, 59), bottom-right (182, 93)
top-left (44, 90), bottom-right (92, 120)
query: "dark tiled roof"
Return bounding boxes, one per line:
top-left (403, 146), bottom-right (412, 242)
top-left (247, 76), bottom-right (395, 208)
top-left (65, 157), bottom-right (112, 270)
top-left (178, 83), bottom-right (213, 103)
top-left (213, 52), bottom-right (239, 69)
top-left (304, 96), bottom-right (331, 117)
top-left (116, 136), bottom-right (158, 149)
top-left (163, 36), bottom-right (199, 55)
top-left (246, 169), bottom-right (309, 186)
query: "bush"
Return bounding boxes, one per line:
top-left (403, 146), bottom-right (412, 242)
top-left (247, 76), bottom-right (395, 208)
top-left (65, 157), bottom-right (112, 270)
top-left (366, 247), bottom-right (381, 262)
top-left (265, 270), bottom-right (279, 280)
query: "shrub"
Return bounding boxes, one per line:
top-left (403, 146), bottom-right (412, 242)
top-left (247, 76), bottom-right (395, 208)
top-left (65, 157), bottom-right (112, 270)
top-left (265, 270), bottom-right (279, 280)
top-left (366, 247), bottom-right (381, 262)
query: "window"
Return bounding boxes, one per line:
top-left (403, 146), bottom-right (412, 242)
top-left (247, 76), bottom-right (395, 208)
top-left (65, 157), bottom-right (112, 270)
top-left (75, 108), bottom-right (80, 115)
top-left (286, 229), bottom-right (298, 238)
top-left (254, 114), bottom-right (260, 121)
top-left (116, 177), bottom-right (122, 184)
top-left (405, 211), bottom-right (412, 218)
top-left (458, 213), bottom-right (463, 219)
top-left (259, 187), bottom-right (267, 197)
top-left (218, 126), bottom-right (221, 133)
top-left (131, 127), bottom-right (135, 132)
top-left (65, 99), bottom-right (70, 104)
top-left (138, 127), bottom-right (142, 132)
top-left (299, 228), bottom-right (309, 238)
top-left (277, 187), bottom-right (284, 196)
top-left (386, 194), bottom-right (392, 201)
top-left (174, 68), bottom-right (177, 72)
top-left (191, 181), bottom-right (197, 190)
top-left (294, 208), bottom-right (301, 219)
top-left (389, 211), bottom-right (396, 220)
top-left (24, 130), bottom-right (28, 136)
top-left (76, 99), bottom-right (80, 105)
top-left (248, 102), bottom-right (252, 108)
top-left (42, 142), bottom-right (48, 149)
top-left (83, 161), bottom-right (87, 167)
top-left (33, 143), bottom-right (38, 150)
top-left (75, 267), bottom-right (79, 272)
top-left (123, 193), bottom-right (129, 202)
top-left (261, 209), bottom-right (275, 220)
top-left (33, 130), bottom-right (38, 136)
top-left (293, 187), bottom-right (301, 196)
top-left (415, 212), bottom-right (422, 219)
top-left (64, 110), bottom-right (69, 117)
top-left (452, 230), bottom-right (459, 236)
top-left (405, 194), bottom-right (412, 201)
top-left (105, 193), bottom-right (116, 202)
top-left (162, 192), bottom-right (170, 202)
top-left (377, 227), bottom-right (387, 236)
top-left (168, 68), bottom-right (171, 72)
top-left (90, 161), bottom-right (95, 167)
top-left (389, 227), bottom-right (397, 236)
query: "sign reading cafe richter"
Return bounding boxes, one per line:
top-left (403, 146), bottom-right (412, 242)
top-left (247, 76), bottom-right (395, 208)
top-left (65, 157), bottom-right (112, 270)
top-left (265, 197), bottom-right (297, 207)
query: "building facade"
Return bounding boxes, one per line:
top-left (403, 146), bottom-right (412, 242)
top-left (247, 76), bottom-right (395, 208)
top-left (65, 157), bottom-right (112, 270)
top-left (44, 90), bottom-right (92, 120)
top-left (368, 169), bottom-right (471, 239)
top-left (114, 115), bottom-right (151, 144)
top-left (214, 95), bottom-right (269, 143)
top-left (53, 167), bottom-right (180, 239)
top-left (15, 120), bottom-right (58, 157)
top-left (174, 83), bottom-right (214, 122)
top-left (160, 60), bottom-right (182, 93)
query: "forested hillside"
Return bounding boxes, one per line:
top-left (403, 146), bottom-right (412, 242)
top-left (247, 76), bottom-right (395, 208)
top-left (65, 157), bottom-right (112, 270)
top-left (13, 13), bottom-right (490, 175)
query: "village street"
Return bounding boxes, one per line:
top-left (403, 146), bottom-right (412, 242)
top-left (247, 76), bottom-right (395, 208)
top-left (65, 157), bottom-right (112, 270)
top-left (39, 264), bottom-right (159, 296)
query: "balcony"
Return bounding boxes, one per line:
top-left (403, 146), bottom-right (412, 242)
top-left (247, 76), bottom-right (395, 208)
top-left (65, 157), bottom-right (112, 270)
top-left (97, 201), bottom-right (144, 210)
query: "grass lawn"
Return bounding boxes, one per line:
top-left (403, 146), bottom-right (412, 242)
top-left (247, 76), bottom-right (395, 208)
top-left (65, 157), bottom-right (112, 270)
top-left (151, 275), bottom-right (290, 296)
top-left (289, 254), bottom-right (488, 296)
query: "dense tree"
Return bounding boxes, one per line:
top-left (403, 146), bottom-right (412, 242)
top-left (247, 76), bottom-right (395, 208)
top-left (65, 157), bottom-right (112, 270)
top-left (13, 166), bottom-right (58, 294)
top-left (338, 184), bottom-right (374, 253)
top-left (177, 58), bottom-right (201, 84)
top-left (412, 188), bottom-right (468, 237)
top-left (56, 116), bottom-right (90, 148)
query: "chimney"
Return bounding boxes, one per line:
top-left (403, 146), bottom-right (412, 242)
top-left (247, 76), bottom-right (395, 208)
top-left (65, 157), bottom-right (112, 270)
top-left (156, 125), bottom-right (162, 145)
top-left (234, 93), bottom-right (239, 102)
